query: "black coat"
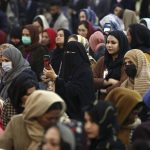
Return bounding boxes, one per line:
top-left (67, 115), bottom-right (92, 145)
top-left (20, 45), bottom-right (48, 81)
top-left (55, 41), bottom-right (95, 120)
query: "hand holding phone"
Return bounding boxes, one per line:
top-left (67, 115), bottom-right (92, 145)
top-left (43, 55), bottom-right (51, 70)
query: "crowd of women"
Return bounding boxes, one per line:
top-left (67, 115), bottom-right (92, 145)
top-left (0, 0), bottom-right (150, 150)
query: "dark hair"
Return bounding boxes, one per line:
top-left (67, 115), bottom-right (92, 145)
top-left (78, 20), bottom-right (89, 30)
top-left (46, 102), bottom-right (63, 113)
top-left (50, 0), bottom-right (62, 7)
top-left (40, 125), bottom-right (71, 150)
top-left (68, 34), bottom-right (78, 41)
top-left (33, 17), bottom-right (43, 28)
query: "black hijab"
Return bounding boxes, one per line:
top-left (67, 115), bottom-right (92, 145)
top-left (85, 100), bottom-right (125, 150)
top-left (62, 41), bottom-right (90, 81)
top-left (104, 30), bottom-right (129, 80)
top-left (128, 24), bottom-right (150, 54)
top-left (8, 69), bottom-right (39, 113)
top-left (51, 28), bottom-right (71, 74)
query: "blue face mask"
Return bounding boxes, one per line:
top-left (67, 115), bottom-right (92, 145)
top-left (22, 36), bottom-right (32, 45)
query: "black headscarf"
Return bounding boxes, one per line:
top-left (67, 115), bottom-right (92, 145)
top-left (84, 100), bottom-right (125, 150)
top-left (62, 41), bottom-right (90, 81)
top-left (51, 28), bottom-right (71, 74)
top-left (128, 24), bottom-right (150, 54)
top-left (8, 69), bottom-right (39, 113)
top-left (104, 30), bottom-right (129, 80)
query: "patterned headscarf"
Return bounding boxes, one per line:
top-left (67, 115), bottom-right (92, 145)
top-left (121, 49), bottom-right (150, 96)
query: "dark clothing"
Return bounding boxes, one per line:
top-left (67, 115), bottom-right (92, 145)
top-left (8, 69), bottom-right (38, 113)
top-left (0, 10), bottom-right (8, 33)
top-left (85, 100), bottom-right (125, 150)
top-left (55, 41), bottom-right (95, 120)
top-left (51, 47), bottom-right (64, 74)
top-left (20, 45), bottom-right (48, 81)
top-left (129, 24), bottom-right (150, 54)
top-left (51, 29), bottom-right (71, 74)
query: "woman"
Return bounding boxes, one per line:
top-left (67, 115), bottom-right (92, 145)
top-left (79, 8), bottom-right (99, 28)
top-left (20, 24), bottom-right (48, 80)
top-left (89, 31), bottom-right (105, 61)
top-left (43, 41), bottom-right (95, 120)
top-left (42, 125), bottom-right (75, 150)
top-left (0, 90), bottom-right (66, 150)
top-left (105, 87), bottom-right (142, 146)
top-left (1, 76), bottom-right (39, 128)
top-left (84, 100), bottom-right (125, 150)
top-left (122, 49), bottom-right (150, 96)
top-left (41, 28), bottom-right (56, 52)
top-left (140, 18), bottom-right (150, 30)
top-left (0, 44), bottom-right (35, 100)
top-left (51, 28), bottom-right (71, 74)
top-left (93, 30), bottom-right (129, 98)
top-left (77, 20), bottom-right (95, 40)
top-left (126, 24), bottom-right (150, 62)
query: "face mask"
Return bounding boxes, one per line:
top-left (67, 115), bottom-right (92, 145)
top-left (125, 64), bottom-right (137, 78)
top-left (22, 36), bottom-right (32, 45)
top-left (2, 62), bottom-right (12, 72)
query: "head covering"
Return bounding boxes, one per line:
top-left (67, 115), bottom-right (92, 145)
top-left (132, 121), bottom-right (150, 142)
top-left (78, 20), bottom-right (95, 39)
top-left (143, 88), bottom-right (150, 109)
top-left (33, 15), bottom-right (49, 30)
top-left (140, 18), bottom-right (150, 30)
top-left (57, 28), bottom-right (71, 47)
top-left (43, 28), bottom-right (56, 51)
top-left (105, 87), bottom-right (142, 125)
top-left (22, 24), bottom-right (40, 52)
top-left (0, 30), bottom-right (7, 45)
top-left (9, 26), bottom-right (21, 39)
top-left (8, 69), bottom-right (38, 113)
top-left (0, 44), bottom-right (30, 99)
top-left (23, 24), bottom-right (39, 44)
top-left (80, 8), bottom-right (99, 26)
top-left (23, 90), bottom-right (66, 150)
top-left (62, 41), bottom-right (90, 80)
top-left (84, 100), bottom-right (124, 150)
top-left (89, 31), bottom-right (105, 52)
top-left (128, 24), bottom-right (150, 54)
top-left (76, 35), bottom-right (89, 52)
top-left (104, 30), bottom-right (129, 80)
top-left (122, 49), bottom-right (150, 96)
top-left (100, 14), bottom-right (124, 31)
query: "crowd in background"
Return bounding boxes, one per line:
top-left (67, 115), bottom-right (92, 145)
top-left (0, 0), bottom-right (150, 150)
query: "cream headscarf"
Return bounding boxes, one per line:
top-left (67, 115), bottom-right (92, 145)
top-left (23, 90), bottom-right (66, 150)
top-left (121, 49), bottom-right (150, 96)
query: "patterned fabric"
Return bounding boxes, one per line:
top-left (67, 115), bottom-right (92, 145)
top-left (121, 49), bottom-right (150, 96)
top-left (1, 98), bottom-right (16, 128)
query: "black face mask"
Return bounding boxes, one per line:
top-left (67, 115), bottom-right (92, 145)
top-left (125, 64), bottom-right (137, 78)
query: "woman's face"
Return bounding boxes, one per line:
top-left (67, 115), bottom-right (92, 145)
top-left (77, 24), bottom-right (88, 38)
top-left (106, 35), bottom-right (119, 56)
top-left (42, 32), bottom-right (50, 46)
top-left (33, 21), bottom-right (43, 33)
top-left (84, 112), bottom-right (99, 139)
top-left (22, 28), bottom-right (30, 37)
top-left (55, 30), bottom-right (64, 47)
top-left (126, 28), bottom-right (132, 44)
top-left (79, 11), bottom-right (87, 21)
top-left (42, 127), bottom-right (61, 150)
top-left (37, 109), bottom-right (61, 128)
top-left (21, 86), bottom-right (36, 107)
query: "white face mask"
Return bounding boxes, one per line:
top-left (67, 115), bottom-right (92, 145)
top-left (2, 62), bottom-right (12, 72)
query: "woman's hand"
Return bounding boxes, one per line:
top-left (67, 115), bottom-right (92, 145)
top-left (43, 65), bottom-right (57, 81)
top-left (108, 78), bottom-right (119, 85)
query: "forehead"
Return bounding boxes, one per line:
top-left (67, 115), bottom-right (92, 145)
top-left (80, 11), bottom-right (86, 16)
top-left (107, 35), bottom-right (118, 41)
top-left (78, 24), bottom-right (87, 30)
top-left (57, 30), bottom-right (64, 35)
top-left (22, 28), bottom-right (30, 35)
